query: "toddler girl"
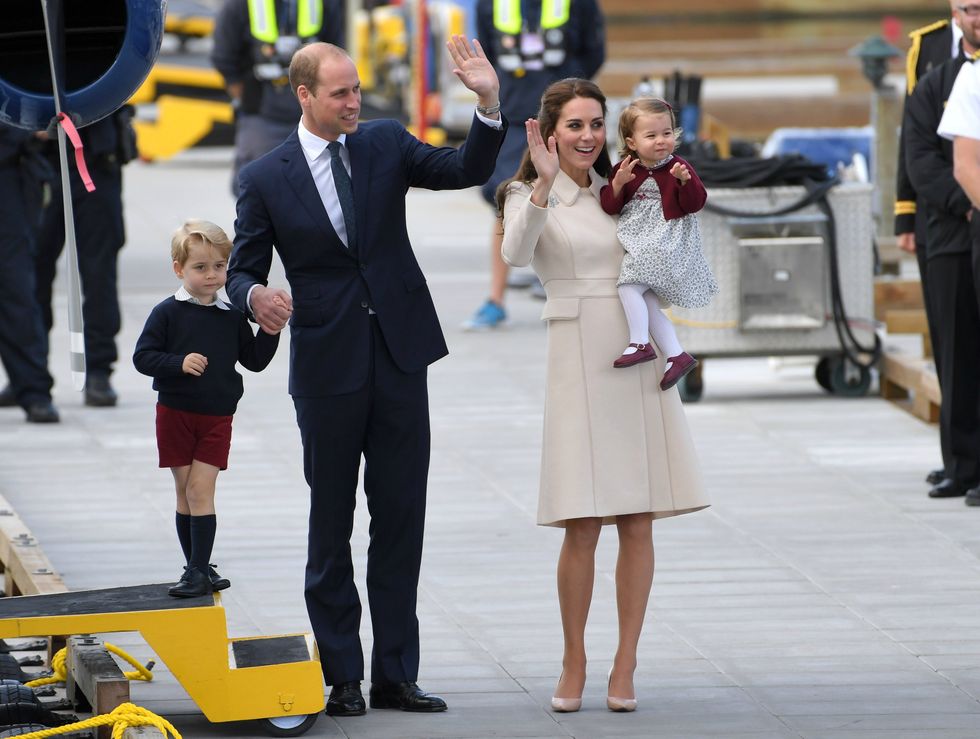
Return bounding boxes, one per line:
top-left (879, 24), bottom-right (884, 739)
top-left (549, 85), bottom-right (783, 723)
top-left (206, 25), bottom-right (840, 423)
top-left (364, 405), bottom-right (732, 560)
top-left (600, 97), bottom-right (717, 390)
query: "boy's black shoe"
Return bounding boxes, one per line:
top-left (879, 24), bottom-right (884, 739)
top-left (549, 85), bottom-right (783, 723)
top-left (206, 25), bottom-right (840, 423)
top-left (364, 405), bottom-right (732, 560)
top-left (208, 564), bottom-right (231, 591)
top-left (168, 566), bottom-right (212, 598)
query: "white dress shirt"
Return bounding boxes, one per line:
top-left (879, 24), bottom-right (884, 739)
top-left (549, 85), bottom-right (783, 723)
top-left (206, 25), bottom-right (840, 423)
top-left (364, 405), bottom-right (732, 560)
top-left (175, 285), bottom-right (230, 309)
top-left (938, 60), bottom-right (980, 142)
top-left (298, 122), bottom-right (353, 247)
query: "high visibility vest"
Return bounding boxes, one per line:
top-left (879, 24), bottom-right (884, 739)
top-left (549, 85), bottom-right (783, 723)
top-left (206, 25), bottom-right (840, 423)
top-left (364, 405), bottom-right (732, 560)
top-left (492, 0), bottom-right (571, 74)
top-left (493, 0), bottom-right (569, 35)
top-left (248, 0), bottom-right (323, 43)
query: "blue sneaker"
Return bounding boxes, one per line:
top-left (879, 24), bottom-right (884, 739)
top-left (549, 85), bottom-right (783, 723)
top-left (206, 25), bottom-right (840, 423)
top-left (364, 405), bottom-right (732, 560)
top-left (463, 299), bottom-right (507, 330)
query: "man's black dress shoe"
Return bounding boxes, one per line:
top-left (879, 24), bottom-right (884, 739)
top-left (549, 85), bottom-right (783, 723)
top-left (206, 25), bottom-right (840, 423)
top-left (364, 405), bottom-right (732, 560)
top-left (168, 566), bottom-right (212, 598)
top-left (0, 385), bottom-right (15, 407)
top-left (325, 681), bottom-right (365, 716)
top-left (928, 479), bottom-right (971, 498)
top-left (965, 487), bottom-right (980, 507)
top-left (369, 682), bottom-right (447, 712)
top-left (926, 468), bottom-right (945, 486)
top-left (84, 375), bottom-right (117, 407)
top-left (25, 401), bottom-right (59, 424)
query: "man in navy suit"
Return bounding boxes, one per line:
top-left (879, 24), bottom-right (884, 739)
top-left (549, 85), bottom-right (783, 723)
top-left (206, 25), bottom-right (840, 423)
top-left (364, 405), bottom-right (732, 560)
top-left (225, 38), bottom-right (504, 716)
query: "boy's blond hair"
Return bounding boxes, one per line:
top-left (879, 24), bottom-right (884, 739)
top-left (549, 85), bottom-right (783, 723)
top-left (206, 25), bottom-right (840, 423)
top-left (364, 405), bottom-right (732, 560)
top-left (617, 97), bottom-right (682, 160)
top-left (171, 220), bottom-right (233, 264)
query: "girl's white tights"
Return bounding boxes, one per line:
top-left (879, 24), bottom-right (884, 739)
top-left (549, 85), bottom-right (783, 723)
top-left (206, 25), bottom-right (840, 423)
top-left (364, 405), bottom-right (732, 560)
top-left (617, 284), bottom-right (683, 359)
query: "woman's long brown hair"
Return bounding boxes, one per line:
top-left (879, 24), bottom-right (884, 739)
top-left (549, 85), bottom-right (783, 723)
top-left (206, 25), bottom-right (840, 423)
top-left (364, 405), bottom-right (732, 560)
top-left (495, 77), bottom-right (613, 215)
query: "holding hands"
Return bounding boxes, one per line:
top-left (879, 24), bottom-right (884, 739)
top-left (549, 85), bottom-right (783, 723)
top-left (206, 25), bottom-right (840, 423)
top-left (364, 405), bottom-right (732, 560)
top-left (670, 161), bottom-right (691, 184)
top-left (446, 35), bottom-right (500, 115)
top-left (251, 285), bottom-right (293, 336)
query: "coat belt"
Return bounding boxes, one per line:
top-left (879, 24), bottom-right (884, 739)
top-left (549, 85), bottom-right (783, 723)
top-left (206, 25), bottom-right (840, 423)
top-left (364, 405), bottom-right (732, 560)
top-left (544, 278), bottom-right (620, 299)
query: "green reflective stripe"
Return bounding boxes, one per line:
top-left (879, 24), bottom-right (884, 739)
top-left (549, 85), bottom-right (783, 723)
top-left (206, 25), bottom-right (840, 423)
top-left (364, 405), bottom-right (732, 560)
top-left (493, 0), bottom-right (521, 34)
top-left (541, 0), bottom-right (569, 29)
top-left (494, 0), bottom-right (569, 33)
top-left (297, 0), bottom-right (322, 37)
top-left (248, 0), bottom-right (279, 42)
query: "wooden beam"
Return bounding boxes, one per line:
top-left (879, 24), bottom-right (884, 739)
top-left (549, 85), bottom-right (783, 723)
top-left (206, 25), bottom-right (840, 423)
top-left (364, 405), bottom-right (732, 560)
top-left (885, 308), bottom-right (929, 335)
top-left (66, 636), bottom-right (130, 739)
top-left (0, 493), bottom-right (66, 597)
top-left (874, 278), bottom-right (925, 320)
top-left (881, 351), bottom-right (940, 423)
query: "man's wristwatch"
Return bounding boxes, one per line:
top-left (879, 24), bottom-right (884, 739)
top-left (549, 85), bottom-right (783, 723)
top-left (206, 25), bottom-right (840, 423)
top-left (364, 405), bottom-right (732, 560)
top-left (476, 100), bottom-right (501, 116)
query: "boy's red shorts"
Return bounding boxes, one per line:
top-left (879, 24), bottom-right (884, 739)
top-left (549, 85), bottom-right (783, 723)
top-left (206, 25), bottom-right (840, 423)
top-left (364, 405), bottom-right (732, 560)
top-left (156, 403), bottom-right (233, 470)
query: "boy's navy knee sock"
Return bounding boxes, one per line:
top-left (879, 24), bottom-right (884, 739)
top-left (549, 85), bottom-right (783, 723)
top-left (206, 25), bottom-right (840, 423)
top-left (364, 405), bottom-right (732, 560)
top-left (175, 512), bottom-right (192, 563)
top-left (189, 514), bottom-right (217, 573)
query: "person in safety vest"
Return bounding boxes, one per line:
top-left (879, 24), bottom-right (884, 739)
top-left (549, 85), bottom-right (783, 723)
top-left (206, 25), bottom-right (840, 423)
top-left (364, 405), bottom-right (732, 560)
top-left (462, 0), bottom-right (604, 330)
top-left (212, 0), bottom-right (345, 196)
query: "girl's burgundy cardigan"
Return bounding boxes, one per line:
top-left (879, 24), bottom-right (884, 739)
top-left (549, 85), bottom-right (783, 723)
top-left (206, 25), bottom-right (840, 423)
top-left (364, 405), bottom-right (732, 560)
top-left (599, 155), bottom-right (707, 220)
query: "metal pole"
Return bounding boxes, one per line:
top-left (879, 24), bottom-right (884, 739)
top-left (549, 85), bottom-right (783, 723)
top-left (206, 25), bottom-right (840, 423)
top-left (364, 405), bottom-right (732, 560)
top-left (39, 0), bottom-right (86, 391)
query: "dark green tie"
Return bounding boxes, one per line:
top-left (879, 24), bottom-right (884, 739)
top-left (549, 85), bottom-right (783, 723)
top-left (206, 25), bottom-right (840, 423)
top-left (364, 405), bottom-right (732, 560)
top-left (327, 140), bottom-right (357, 252)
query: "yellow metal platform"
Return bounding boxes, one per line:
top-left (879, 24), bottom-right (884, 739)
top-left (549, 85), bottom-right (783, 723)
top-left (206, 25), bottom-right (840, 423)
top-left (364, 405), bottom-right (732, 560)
top-left (0, 584), bottom-right (323, 733)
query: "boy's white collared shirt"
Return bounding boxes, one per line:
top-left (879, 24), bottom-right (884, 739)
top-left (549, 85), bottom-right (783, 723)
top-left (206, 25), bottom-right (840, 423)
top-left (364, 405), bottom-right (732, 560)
top-left (175, 285), bottom-right (230, 309)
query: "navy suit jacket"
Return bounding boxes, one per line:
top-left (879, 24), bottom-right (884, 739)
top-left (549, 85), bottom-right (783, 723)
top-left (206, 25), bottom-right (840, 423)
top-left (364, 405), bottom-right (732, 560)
top-left (226, 115), bottom-right (505, 396)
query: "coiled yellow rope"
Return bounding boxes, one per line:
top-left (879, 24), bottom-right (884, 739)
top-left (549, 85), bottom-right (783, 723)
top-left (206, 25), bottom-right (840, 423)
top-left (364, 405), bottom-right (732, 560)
top-left (9, 702), bottom-right (181, 739)
top-left (25, 643), bottom-right (153, 688)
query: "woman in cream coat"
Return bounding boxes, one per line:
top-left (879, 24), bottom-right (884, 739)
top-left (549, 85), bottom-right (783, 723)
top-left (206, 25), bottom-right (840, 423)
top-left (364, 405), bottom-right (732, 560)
top-left (500, 79), bottom-right (709, 713)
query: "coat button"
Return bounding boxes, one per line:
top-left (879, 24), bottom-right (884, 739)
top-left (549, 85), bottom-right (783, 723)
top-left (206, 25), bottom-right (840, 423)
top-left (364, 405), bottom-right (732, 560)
top-left (361, 301), bottom-right (369, 309)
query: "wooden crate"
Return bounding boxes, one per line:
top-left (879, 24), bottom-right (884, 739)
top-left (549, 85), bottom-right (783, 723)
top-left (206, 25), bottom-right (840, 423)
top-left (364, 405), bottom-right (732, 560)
top-left (880, 350), bottom-right (940, 423)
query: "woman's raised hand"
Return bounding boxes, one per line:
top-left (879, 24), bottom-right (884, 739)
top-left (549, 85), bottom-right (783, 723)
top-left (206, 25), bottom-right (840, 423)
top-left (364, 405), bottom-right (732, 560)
top-left (526, 118), bottom-right (558, 184)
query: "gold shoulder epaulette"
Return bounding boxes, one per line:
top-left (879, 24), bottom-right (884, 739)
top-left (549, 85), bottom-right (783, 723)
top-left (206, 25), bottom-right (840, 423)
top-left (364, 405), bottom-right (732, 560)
top-left (907, 19), bottom-right (950, 95)
top-left (908, 19), bottom-right (949, 39)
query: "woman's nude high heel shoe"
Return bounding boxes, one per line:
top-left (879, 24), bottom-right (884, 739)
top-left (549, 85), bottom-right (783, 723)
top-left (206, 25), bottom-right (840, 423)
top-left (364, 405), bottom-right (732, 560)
top-left (550, 672), bottom-right (583, 713)
top-left (550, 695), bottom-right (583, 712)
top-left (606, 669), bottom-right (637, 712)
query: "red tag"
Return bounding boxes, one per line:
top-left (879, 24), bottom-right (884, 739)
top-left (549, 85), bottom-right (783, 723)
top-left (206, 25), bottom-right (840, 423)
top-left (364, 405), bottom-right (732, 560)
top-left (57, 113), bottom-right (96, 193)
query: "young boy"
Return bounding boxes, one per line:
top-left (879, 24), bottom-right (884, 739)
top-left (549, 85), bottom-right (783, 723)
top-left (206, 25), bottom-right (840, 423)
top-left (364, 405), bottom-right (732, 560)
top-left (134, 220), bottom-right (281, 597)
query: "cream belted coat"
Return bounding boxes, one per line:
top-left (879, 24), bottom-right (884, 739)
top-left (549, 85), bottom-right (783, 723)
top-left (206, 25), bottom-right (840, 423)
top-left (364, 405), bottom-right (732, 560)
top-left (501, 168), bottom-right (710, 527)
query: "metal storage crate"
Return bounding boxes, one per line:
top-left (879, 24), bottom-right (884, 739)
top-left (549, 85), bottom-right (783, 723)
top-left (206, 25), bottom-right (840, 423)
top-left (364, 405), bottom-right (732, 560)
top-left (672, 183), bottom-right (876, 399)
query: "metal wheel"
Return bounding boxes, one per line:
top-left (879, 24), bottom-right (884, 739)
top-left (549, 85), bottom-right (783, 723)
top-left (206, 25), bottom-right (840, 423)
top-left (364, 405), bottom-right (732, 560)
top-left (678, 361), bottom-right (704, 402)
top-left (261, 713), bottom-right (319, 737)
top-left (815, 356), bottom-right (833, 392)
top-left (827, 356), bottom-right (872, 397)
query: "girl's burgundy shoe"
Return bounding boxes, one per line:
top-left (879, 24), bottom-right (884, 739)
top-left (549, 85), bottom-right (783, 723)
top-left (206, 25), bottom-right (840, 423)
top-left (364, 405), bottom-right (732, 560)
top-left (660, 352), bottom-right (698, 390)
top-left (613, 343), bottom-right (657, 368)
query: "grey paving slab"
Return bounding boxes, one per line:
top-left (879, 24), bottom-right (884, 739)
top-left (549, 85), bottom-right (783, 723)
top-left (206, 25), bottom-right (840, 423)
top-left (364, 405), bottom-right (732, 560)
top-left (3, 147), bottom-right (980, 738)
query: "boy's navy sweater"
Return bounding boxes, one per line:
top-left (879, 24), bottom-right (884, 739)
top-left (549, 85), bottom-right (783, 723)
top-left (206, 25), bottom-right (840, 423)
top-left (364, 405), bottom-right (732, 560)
top-left (133, 297), bottom-right (279, 416)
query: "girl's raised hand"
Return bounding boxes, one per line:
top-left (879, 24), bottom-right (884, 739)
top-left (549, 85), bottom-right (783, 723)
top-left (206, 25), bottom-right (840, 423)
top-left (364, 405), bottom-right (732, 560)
top-left (670, 162), bottom-right (691, 183)
top-left (526, 118), bottom-right (558, 184)
top-left (612, 155), bottom-right (639, 192)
